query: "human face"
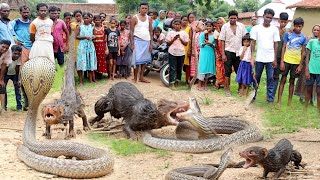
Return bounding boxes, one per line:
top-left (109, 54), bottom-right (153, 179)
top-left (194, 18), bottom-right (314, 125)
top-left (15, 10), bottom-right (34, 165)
top-left (152, 13), bottom-right (157, 20)
top-left (263, 13), bottom-right (273, 26)
top-left (312, 25), bottom-right (320, 38)
top-left (38, 6), bottom-right (47, 19)
top-left (120, 23), bottom-right (126, 30)
top-left (154, 30), bottom-right (160, 37)
top-left (20, 8), bottom-right (30, 20)
top-left (83, 15), bottom-right (90, 25)
top-left (126, 15), bottom-right (131, 22)
top-left (206, 23), bottom-right (213, 33)
top-left (175, 12), bottom-right (181, 19)
top-left (243, 39), bottom-right (250, 47)
top-left (49, 10), bottom-right (58, 21)
top-left (188, 14), bottom-right (195, 24)
top-left (181, 17), bottom-right (188, 26)
top-left (57, 11), bottom-right (61, 19)
top-left (279, 20), bottom-right (288, 29)
top-left (0, 44), bottom-right (9, 54)
top-left (148, 12), bottom-right (153, 17)
top-left (64, 16), bottom-right (71, 23)
top-left (0, 6), bottom-right (10, 19)
top-left (168, 11), bottom-right (175, 18)
top-left (229, 15), bottom-right (237, 25)
top-left (251, 17), bottom-right (257, 26)
top-left (160, 11), bottom-right (166, 19)
top-left (12, 51), bottom-right (21, 61)
top-left (100, 15), bottom-right (106, 21)
top-left (293, 24), bottom-right (303, 34)
top-left (139, 5), bottom-right (148, 15)
top-left (94, 17), bottom-right (101, 26)
top-left (75, 13), bottom-right (82, 23)
top-left (173, 21), bottom-right (181, 31)
top-left (110, 20), bottom-right (116, 28)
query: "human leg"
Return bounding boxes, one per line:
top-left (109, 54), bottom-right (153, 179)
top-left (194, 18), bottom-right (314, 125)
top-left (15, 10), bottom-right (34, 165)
top-left (55, 47), bottom-right (65, 66)
top-left (12, 75), bottom-right (22, 110)
top-left (224, 51), bottom-right (233, 96)
top-left (288, 78), bottom-right (295, 106)
top-left (272, 59), bottom-right (281, 99)
top-left (233, 55), bottom-right (241, 92)
top-left (21, 85), bottom-right (28, 111)
top-left (0, 85), bottom-right (5, 111)
top-left (317, 87), bottom-right (320, 113)
top-left (176, 55), bottom-right (185, 84)
top-left (265, 62), bottom-right (275, 102)
top-left (112, 59), bottom-right (116, 80)
top-left (169, 54), bottom-right (177, 86)
top-left (77, 71), bottom-right (83, 85)
top-left (4, 75), bottom-right (10, 111)
top-left (139, 64), bottom-right (150, 83)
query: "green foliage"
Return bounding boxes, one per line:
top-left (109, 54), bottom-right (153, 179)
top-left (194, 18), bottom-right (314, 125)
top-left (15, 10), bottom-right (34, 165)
top-left (259, 0), bottom-right (271, 9)
top-left (87, 133), bottom-right (170, 156)
top-left (233, 0), bottom-right (260, 12)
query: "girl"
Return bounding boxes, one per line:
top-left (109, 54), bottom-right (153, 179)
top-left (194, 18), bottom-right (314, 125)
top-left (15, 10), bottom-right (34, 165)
top-left (105, 18), bottom-right (120, 80)
top-left (93, 15), bottom-right (107, 79)
top-left (198, 21), bottom-right (216, 91)
top-left (70, 10), bottom-right (82, 62)
top-left (190, 21), bottom-right (205, 81)
top-left (181, 15), bottom-right (192, 85)
top-left (153, 26), bottom-right (165, 48)
top-left (76, 12), bottom-right (97, 85)
top-left (63, 12), bottom-right (72, 50)
top-left (295, 24), bottom-right (320, 104)
top-left (165, 19), bottom-right (189, 89)
top-left (117, 20), bottom-right (130, 79)
top-left (214, 17), bottom-right (226, 90)
top-left (235, 34), bottom-right (253, 97)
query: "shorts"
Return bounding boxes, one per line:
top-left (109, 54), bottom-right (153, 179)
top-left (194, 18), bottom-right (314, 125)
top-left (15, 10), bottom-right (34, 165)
top-left (0, 85), bottom-right (5, 94)
top-left (281, 62), bottom-right (300, 78)
top-left (305, 74), bottom-right (320, 86)
top-left (108, 52), bottom-right (118, 61)
top-left (224, 51), bottom-right (240, 77)
top-left (54, 47), bottom-right (65, 65)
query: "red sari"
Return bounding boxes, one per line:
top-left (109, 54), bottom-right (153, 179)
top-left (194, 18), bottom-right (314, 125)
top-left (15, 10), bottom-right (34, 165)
top-left (93, 26), bottom-right (107, 73)
top-left (215, 31), bottom-right (225, 85)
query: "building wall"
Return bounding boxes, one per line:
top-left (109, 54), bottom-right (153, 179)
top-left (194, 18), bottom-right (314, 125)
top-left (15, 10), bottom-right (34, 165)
top-left (238, 18), bottom-right (251, 27)
top-left (47, 3), bottom-right (118, 17)
top-left (293, 8), bottom-right (320, 37)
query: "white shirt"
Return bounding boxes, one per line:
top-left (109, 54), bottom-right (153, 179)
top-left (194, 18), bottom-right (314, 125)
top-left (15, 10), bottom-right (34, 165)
top-left (218, 22), bottom-right (247, 56)
top-left (7, 57), bottom-right (21, 75)
top-left (239, 46), bottom-right (252, 62)
top-left (133, 14), bottom-right (150, 41)
top-left (250, 24), bottom-right (280, 63)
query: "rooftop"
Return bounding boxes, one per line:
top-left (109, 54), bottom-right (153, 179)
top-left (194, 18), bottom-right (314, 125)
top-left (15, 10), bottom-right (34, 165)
top-left (238, 12), bottom-right (256, 19)
top-left (287, 0), bottom-right (320, 9)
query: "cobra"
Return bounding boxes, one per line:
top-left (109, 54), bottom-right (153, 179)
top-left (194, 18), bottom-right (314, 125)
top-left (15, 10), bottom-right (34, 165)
top-left (16, 57), bottom-right (114, 178)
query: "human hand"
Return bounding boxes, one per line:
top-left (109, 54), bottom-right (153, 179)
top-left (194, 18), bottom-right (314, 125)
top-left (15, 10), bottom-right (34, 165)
top-left (296, 64), bottom-right (302, 74)
top-left (0, 79), bottom-right (4, 87)
top-left (272, 60), bottom-right (277, 68)
top-left (243, 46), bottom-right (248, 52)
top-left (92, 35), bottom-right (96, 40)
top-left (130, 44), bottom-right (134, 52)
top-left (64, 46), bottom-right (69, 53)
top-left (149, 43), bottom-right (152, 52)
top-left (305, 68), bottom-right (310, 80)
top-left (280, 62), bottom-right (285, 71)
top-left (118, 50), bottom-right (121, 56)
top-left (105, 49), bottom-right (109, 55)
top-left (222, 54), bottom-right (227, 62)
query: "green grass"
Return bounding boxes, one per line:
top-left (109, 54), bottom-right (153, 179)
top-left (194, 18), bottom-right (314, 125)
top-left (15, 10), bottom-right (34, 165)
top-left (87, 133), bottom-right (170, 156)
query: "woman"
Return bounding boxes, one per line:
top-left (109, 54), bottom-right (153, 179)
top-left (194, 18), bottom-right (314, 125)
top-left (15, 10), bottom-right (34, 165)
top-left (181, 15), bottom-right (192, 84)
top-left (213, 17), bottom-right (226, 90)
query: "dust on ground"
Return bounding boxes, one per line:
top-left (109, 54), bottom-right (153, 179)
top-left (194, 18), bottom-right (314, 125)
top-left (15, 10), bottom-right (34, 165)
top-left (0, 72), bottom-right (319, 180)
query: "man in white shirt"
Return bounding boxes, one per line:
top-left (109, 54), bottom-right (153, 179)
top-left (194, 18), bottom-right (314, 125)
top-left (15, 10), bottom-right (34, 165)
top-left (218, 10), bottom-right (247, 96)
top-left (250, 8), bottom-right (280, 103)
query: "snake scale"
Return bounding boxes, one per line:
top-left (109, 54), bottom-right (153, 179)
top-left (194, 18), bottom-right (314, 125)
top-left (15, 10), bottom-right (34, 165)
top-left (16, 57), bottom-right (114, 178)
top-left (143, 98), bottom-right (263, 153)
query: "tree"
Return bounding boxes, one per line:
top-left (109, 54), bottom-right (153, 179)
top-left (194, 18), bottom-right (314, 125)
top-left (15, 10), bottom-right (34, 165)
top-left (259, 0), bottom-right (271, 8)
top-left (233, 0), bottom-right (260, 12)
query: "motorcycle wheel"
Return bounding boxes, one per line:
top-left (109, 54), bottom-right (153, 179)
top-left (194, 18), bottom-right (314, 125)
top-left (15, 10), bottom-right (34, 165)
top-left (160, 63), bottom-right (169, 87)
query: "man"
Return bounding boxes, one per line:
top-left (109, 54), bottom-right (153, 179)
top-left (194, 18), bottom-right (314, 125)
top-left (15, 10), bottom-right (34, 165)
top-left (246, 16), bottom-right (257, 33)
top-left (250, 8), bottom-right (280, 103)
top-left (10, 5), bottom-right (32, 111)
top-left (0, 40), bottom-right (11, 112)
top-left (0, 3), bottom-right (15, 44)
top-left (130, 2), bottom-right (153, 83)
top-left (49, 5), bottom-right (69, 66)
top-left (218, 10), bottom-right (247, 97)
top-left (29, 3), bottom-right (54, 63)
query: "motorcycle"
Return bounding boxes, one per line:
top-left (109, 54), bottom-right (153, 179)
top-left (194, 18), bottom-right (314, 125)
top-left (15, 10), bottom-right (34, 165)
top-left (144, 42), bottom-right (170, 86)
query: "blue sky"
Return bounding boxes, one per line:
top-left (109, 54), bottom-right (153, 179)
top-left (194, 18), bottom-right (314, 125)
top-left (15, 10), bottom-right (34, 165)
top-left (225, 0), bottom-right (301, 6)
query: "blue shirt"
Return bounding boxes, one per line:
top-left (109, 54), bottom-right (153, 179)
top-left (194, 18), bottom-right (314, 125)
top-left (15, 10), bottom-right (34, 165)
top-left (0, 18), bottom-right (15, 44)
top-left (283, 31), bottom-right (307, 64)
top-left (10, 18), bottom-right (32, 49)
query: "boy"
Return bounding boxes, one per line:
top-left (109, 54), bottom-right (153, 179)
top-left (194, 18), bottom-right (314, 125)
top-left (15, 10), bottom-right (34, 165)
top-left (4, 45), bottom-right (22, 111)
top-left (272, 12), bottom-right (289, 99)
top-left (304, 34), bottom-right (320, 113)
top-left (250, 8), bottom-right (280, 103)
top-left (0, 40), bottom-right (12, 112)
top-left (278, 17), bottom-right (307, 106)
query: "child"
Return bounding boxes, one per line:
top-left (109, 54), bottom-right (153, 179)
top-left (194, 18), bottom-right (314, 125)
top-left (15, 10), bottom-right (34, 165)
top-left (117, 20), bottom-right (130, 79)
top-left (76, 12), bottom-right (97, 85)
top-left (305, 26), bottom-right (320, 113)
top-left (273, 12), bottom-right (289, 99)
top-left (278, 17), bottom-right (307, 106)
top-left (63, 12), bottom-right (72, 50)
top-left (198, 21), bottom-right (216, 91)
top-left (165, 19), bottom-right (189, 89)
top-left (190, 21), bottom-right (205, 81)
top-left (70, 10), bottom-right (82, 62)
top-left (235, 34), bottom-right (253, 96)
top-left (0, 40), bottom-right (12, 112)
top-left (93, 15), bottom-right (107, 79)
top-left (105, 18), bottom-right (120, 80)
top-left (4, 45), bottom-right (22, 111)
top-left (152, 26), bottom-right (165, 48)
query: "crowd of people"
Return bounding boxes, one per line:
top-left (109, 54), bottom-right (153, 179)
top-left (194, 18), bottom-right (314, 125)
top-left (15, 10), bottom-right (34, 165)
top-left (0, 2), bottom-right (319, 113)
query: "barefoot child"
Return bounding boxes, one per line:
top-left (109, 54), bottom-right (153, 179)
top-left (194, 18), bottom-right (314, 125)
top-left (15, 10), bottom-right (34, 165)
top-left (93, 15), bottom-right (107, 79)
top-left (198, 21), bottom-right (216, 91)
top-left (235, 33), bottom-right (253, 96)
top-left (105, 18), bottom-right (120, 80)
top-left (305, 26), bottom-right (320, 113)
top-left (278, 17), bottom-right (307, 106)
top-left (117, 20), bottom-right (130, 79)
top-left (152, 27), bottom-right (165, 48)
top-left (76, 12), bottom-right (97, 85)
top-left (165, 19), bottom-right (189, 89)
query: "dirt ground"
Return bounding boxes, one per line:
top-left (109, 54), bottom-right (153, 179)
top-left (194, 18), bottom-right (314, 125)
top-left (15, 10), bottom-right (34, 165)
top-left (0, 72), bottom-right (320, 180)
